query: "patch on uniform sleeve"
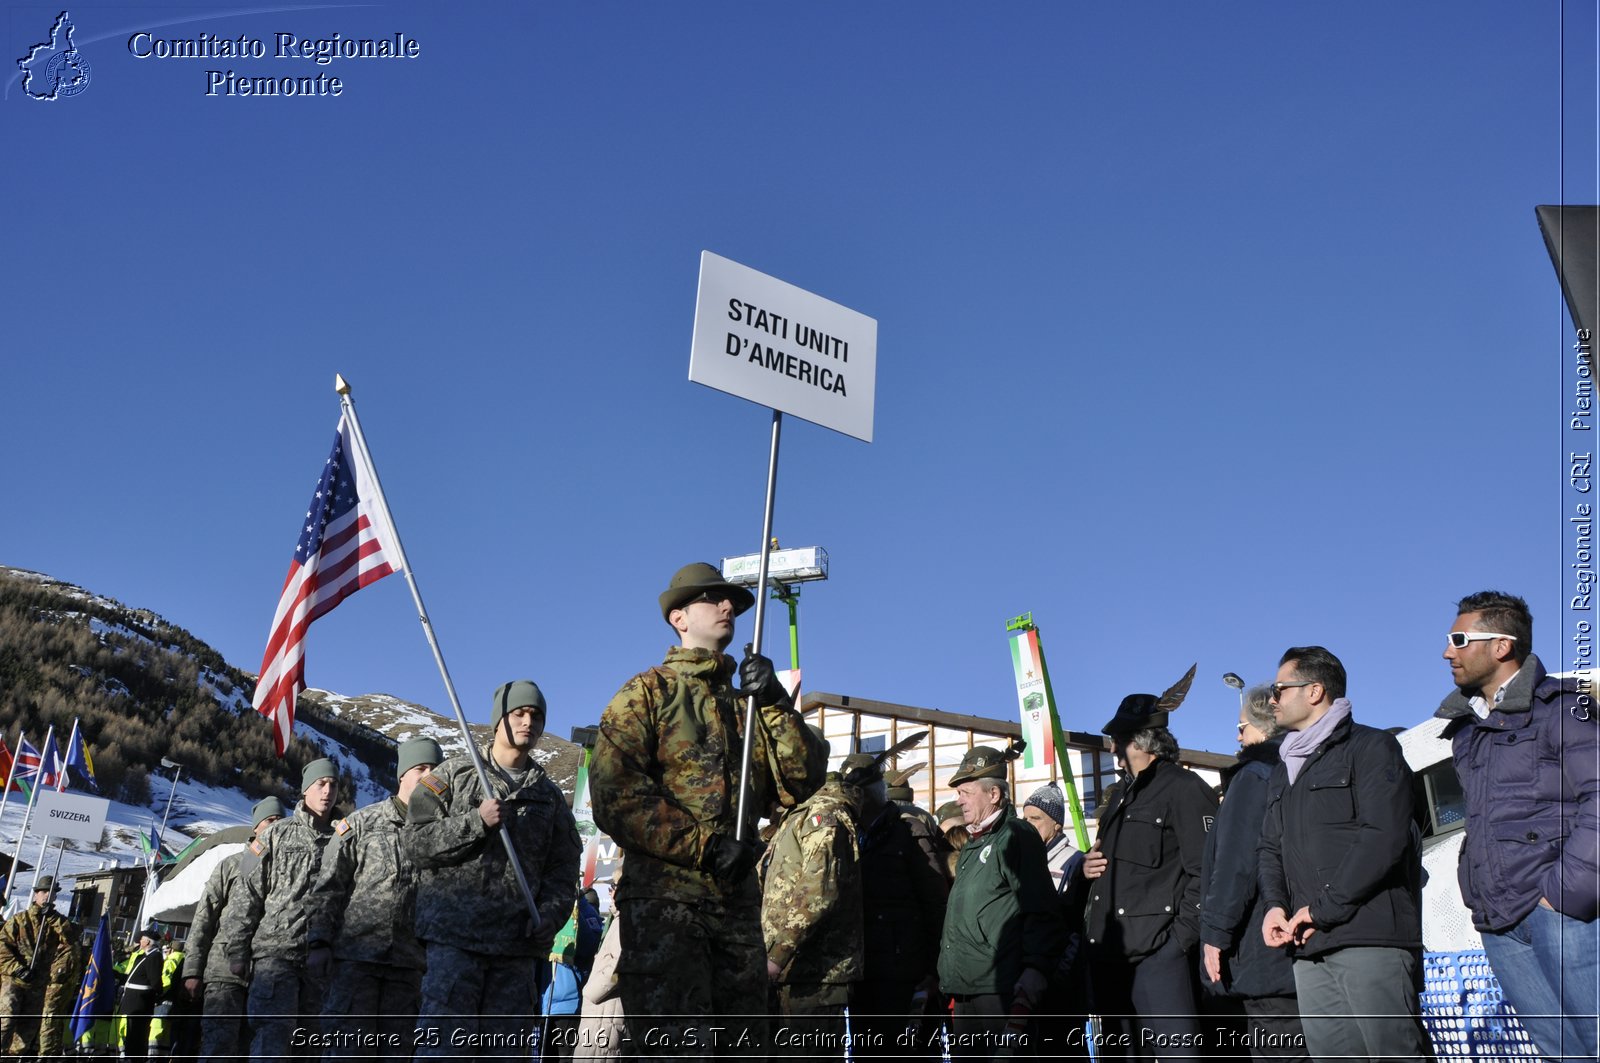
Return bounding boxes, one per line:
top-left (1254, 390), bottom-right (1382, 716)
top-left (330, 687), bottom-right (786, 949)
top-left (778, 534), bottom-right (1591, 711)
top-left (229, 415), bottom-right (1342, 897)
top-left (1203, 815), bottom-right (1214, 833)
top-left (810, 813), bottom-right (837, 828)
top-left (418, 771), bottom-right (448, 798)
top-left (334, 818), bottom-right (352, 836)
top-left (249, 839), bottom-right (264, 856)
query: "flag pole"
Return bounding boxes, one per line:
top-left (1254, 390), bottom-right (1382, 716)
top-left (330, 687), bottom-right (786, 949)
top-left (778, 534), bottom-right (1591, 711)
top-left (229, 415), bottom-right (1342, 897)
top-left (0, 727), bottom-right (23, 835)
top-left (1, 724), bottom-right (54, 910)
top-left (333, 374), bottom-right (542, 930)
top-left (58, 718), bottom-right (79, 792)
top-left (733, 409), bottom-right (782, 843)
top-left (27, 838), bottom-right (68, 973)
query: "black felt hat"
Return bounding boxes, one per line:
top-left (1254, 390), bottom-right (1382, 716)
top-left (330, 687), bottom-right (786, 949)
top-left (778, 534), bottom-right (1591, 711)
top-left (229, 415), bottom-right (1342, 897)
top-left (1102, 663), bottom-right (1197, 735)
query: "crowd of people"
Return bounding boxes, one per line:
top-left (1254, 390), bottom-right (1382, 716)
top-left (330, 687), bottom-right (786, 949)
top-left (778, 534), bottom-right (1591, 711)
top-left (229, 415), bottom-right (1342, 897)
top-left (0, 570), bottom-right (1593, 1063)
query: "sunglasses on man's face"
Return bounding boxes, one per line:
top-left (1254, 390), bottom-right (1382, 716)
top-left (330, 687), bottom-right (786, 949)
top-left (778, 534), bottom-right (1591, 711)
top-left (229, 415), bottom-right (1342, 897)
top-left (1446, 631), bottom-right (1518, 649)
top-left (1268, 681), bottom-right (1313, 699)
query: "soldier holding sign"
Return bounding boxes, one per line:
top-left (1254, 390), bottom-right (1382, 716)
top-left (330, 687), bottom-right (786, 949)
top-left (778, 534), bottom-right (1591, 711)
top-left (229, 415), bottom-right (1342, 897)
top-left (591, 562), bottom-right (826, 1057)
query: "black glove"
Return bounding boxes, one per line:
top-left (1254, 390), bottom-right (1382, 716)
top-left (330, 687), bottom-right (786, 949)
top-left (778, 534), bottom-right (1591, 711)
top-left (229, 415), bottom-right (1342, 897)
top-left (19, 962), bottom-right (40, 985)
top-left (736, 646), bottom-right (785, 704)
top-left (703, 833), bottom-right (759, 887)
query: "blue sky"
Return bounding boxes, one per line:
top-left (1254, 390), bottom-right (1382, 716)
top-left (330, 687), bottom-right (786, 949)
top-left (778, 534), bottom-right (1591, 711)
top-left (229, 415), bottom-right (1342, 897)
top-left (3, 2), bottom-right (1597, 763)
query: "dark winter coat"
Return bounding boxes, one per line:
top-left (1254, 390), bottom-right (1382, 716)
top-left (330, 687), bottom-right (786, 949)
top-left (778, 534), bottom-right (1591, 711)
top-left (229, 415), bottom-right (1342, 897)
top-left (1258, 716), bottom-right (1422, 958)
top-left (1198, 738), bottom-right (1296, 999)
top-left (1084, 758), bottom-right (1217, 961)
top-left (1436, 653), bottom-right (1600, 930)
top-left (858, 800), bottom-right (948, 985)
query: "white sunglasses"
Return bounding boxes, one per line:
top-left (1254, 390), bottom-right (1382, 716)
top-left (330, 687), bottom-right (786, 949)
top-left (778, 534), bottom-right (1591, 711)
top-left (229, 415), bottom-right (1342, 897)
top-left (1447, 631), bottom-right (1518, 649)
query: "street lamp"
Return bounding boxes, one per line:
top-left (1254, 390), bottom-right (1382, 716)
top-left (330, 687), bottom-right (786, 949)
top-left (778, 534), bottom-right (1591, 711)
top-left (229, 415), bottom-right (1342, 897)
top-left (1222, 672), bottom-right (1246, 712)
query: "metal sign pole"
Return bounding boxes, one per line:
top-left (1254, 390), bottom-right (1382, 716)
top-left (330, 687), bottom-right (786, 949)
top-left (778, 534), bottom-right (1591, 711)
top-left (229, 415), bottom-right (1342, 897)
top-left (733, 410), bottom-right (782, 842)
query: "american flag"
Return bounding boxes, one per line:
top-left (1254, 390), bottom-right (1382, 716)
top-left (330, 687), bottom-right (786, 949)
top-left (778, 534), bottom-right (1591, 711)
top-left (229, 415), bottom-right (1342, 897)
top-left (252, 413), bottom-right (400, 755)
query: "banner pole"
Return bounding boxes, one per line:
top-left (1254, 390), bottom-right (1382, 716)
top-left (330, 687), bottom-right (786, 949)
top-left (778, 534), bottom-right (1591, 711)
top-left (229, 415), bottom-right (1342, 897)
top-left (734, 409), bottom-right (783, 842)
top-left (0, 727), bottom-right (23, 836)
top-left (2, 724), bottom-right (54, 910)
top-left (1035, 635), bottom-right (1092, 852)
top-left (334, 375), bottom-right (542, 930)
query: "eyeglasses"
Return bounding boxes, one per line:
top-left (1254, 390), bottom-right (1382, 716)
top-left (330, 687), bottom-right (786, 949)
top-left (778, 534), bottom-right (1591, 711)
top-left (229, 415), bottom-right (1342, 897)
top-left (1447, 631), bottom-right (1518, 649)
top-left (1269, 681), bottom-right (1314, 699)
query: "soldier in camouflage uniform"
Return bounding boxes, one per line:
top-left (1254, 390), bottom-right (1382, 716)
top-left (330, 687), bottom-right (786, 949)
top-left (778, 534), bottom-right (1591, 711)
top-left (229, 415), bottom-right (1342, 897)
top-left (308, 737), bottom-right (442, 1055)
top-left (184, 796), bottom-right (284, 1062)
top-left (760, 757), bottom-right (863, 1047)
top-left (591, 562), bottom-right (827, 1059)
top-left (0, 876), bottom-right (81, 1059)
top-left (224, 758), bottom-right (342, 1061)
top-left (405, 681), bottom-right (581, 1058)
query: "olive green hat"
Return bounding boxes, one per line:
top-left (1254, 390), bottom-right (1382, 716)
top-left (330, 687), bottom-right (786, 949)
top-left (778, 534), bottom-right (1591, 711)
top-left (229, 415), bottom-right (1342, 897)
top-left (658, 562), bottom-right (754, 623)
top-left (839, 753), bottom-right (879, 785)
top-left (935, 800), bottom-right (964, 826)
top-left (33, 876), bottom-right (58, 894)
top-left (946, 739), bottom-right (1025, 787)
top-left (397, 737), bottom-right (444, 780)
top-left (251, 796), bottom-right (286, 828)
top-left (492, 680), bottom-right (547, 729)
top-left (885, 765), bottom-right (921, 802)
top-left (301, 758), bottom-right (337, 793)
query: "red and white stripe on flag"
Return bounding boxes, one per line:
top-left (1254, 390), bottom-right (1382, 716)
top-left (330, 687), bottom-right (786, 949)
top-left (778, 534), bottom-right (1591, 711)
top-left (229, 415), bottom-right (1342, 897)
top-left (252, 413), bottom-right (400, 755)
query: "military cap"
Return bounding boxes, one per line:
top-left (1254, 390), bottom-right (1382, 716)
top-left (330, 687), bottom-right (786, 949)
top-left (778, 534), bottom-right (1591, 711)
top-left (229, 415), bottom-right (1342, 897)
top-left (139, 923), bottom-right (161, 943)
top-left (947, 745), bottom-right (1013, 787)
top-left (492, 680), bottom-right (547, 730)
top-left (839, 753), bottom-right (879, 785)
top-left (301, 758), bottom-right (337, 792)
top-left (251, 796), bottom-right (286, 828)
top-left (658, 562), bottom-right (755, 622)
top-left (32, 875), bottom-right (58, 894)
top-left (397, 737), bottom-right (444, 780)
top-left (934, 800), bottom-right (964, 827)
top-left (1102, 663), bottom-right (1197, 736)
top-left (884, 766), bottom-right (917, 802)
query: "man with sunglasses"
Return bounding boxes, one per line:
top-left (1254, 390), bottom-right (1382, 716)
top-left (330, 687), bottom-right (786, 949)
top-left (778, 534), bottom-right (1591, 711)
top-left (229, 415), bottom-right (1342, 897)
top-left (1436, 591), bottom-right (1598, 1062)
top-left (591, 562), bottom-right (827, 1058)
top-left (1257, 646), bottom-right (1435, 1061)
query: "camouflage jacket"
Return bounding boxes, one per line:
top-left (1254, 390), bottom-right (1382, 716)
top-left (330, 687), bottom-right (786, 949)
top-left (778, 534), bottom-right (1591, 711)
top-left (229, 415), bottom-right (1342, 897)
top-left (0, 903), bottom-right (81, 988)
top-left (223, 806), bottom-right (337, 964)
top-left (308, 797), bottom-right (424, 970)
top-left (405, 748), bottom-right (582, 957)
top-left (760, 775), bottom-right (863, 985)
top-left (182, 850), bottom-right (246, 984)
top-left (592, 646), bottom-right (826, 904)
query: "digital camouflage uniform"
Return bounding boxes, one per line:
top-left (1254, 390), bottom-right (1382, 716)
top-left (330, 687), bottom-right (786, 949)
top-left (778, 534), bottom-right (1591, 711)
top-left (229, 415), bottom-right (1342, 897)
top-left (591, 645), bottom-right (826, 1059)
top-left (405, 748), bottom-right (582, 1058)
top-left (0, 898), bottom-right (82, 1058)
top-left (760, 772), bottom-right (863, 1046)
top-left (308, 796), bottom-right (426, 1055)
top-left (222, 806), bottom-right (338, 1061)
top-left (185, 849), bottom-right (253, 1061)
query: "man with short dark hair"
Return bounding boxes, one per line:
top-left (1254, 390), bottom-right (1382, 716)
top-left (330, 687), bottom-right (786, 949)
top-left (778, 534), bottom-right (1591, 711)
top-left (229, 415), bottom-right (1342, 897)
top-left (1083, 666), bottom-right (1217, 1059)
top-left (1259, 646), bottom-right (1434, 1061)
top-left (938, 743), bottom-right (1065, 1058)
top-left (1437, 591), bottom-right (1598, 1061)
top-left (407, 682), bottom-right (582, 1056)
top-left (591, 562), bottom-right (827, 1058)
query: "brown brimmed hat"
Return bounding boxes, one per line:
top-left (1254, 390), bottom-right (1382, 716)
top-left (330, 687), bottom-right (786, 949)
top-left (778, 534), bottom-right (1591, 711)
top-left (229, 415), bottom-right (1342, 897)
top-left (658, 563), bottom-right (754, 623)
top-left (947, 738), bottom-right (1025, 787)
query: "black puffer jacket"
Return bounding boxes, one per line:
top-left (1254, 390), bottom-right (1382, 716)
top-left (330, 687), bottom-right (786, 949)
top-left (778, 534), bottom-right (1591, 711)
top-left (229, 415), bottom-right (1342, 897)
top-left (1258, 717), bottom-right (1422, 958)
top-left (1198, 738), bottom-right (1296, 998)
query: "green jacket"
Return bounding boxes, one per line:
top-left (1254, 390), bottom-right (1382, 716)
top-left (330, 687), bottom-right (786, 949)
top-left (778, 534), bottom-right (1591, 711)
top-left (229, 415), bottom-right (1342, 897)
top-left (937, 803), bottom-right (1066, 997)
top-left (592, 646), bottom-right (826, 904)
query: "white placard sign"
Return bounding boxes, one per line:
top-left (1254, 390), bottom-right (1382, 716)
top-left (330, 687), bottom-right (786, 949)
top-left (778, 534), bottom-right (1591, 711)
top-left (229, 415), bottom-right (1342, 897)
top-left (34, 790), bottom-right (110, 843)
top-left (689, 251), bottom-right (877, 442)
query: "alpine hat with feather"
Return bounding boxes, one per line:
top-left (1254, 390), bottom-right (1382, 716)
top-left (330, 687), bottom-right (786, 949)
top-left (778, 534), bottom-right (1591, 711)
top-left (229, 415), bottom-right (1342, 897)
top-left (1102, 663), bottom-right (1197, 736)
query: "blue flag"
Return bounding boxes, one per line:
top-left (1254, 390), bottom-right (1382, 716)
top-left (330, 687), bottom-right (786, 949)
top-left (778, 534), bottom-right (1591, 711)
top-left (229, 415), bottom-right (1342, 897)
top-left (71, 914), bottom-right (114, 1041)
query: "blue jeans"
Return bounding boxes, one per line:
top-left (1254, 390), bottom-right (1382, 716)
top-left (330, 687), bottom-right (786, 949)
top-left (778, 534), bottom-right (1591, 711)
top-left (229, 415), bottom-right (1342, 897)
top-left (1481, 902), bottom-right (1600, 1063)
